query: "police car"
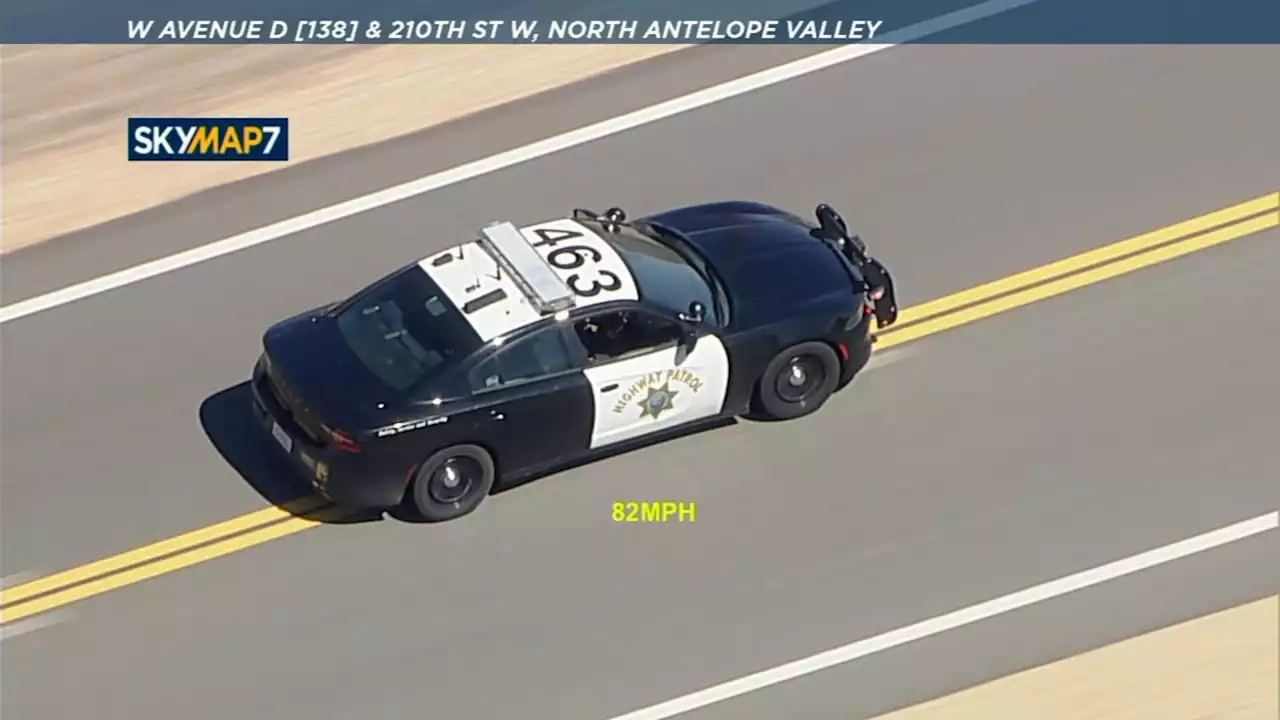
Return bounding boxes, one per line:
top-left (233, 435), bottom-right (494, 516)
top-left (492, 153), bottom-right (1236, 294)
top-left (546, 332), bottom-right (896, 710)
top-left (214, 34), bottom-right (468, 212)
top-left (250, 201), bottom-right (898, 521)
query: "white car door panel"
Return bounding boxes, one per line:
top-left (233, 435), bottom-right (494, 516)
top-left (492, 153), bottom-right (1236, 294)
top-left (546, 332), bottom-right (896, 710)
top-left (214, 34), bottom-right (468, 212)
top-left (583, 334), bottom-right (730, 450)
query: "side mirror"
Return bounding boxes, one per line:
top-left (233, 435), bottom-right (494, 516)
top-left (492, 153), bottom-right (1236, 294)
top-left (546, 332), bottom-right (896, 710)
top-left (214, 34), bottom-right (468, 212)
top-left (677, 301), bottom-right (706, 349)
top-left (678, 300), bottom-right (707, 325)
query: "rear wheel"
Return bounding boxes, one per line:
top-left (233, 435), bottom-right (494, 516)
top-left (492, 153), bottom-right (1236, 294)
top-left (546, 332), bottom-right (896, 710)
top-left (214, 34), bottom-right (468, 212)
top-left (753, 342), bottom-right (841, 420)
top-left (403, 444), bottom-right (495, 522)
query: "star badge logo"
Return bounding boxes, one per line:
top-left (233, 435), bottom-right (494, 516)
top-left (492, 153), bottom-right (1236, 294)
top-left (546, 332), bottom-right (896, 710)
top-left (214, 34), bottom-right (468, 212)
top-left (638, 382), bottom-right (678, 419)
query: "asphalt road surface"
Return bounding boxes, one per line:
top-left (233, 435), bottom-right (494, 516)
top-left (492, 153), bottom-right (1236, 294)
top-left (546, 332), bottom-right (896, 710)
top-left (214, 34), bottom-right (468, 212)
top-left (3, 42), bottom-right (1278, 720)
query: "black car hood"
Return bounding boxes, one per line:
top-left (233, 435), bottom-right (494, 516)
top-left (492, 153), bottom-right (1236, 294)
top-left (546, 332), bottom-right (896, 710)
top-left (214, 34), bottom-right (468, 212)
top-left (669, 220), bottom-right (856, 328)
top-left (262, 307), bottom-right (396, 431)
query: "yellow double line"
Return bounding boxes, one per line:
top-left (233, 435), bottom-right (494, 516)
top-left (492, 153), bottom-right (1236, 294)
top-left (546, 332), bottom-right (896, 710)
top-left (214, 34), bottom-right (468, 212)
top-left (2, 191), bottom-right (1276, 625)
top-left (873, 191), bottom-right (1278, 349)
top-left (0, 497), bottom-right (347, 624)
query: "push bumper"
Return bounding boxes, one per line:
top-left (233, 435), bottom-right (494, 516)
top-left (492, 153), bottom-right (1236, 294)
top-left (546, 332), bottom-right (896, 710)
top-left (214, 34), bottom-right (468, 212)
top-left (862, 257), bottom-right (899, 330)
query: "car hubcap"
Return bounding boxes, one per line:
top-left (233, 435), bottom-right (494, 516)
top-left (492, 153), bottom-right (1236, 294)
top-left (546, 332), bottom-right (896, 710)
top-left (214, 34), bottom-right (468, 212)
top-left (428, 458), bottom-right (479, 504)
top-left (776, 356), bottom-right (824, 403)
top-left (787, 364), bottom-right (807, 387)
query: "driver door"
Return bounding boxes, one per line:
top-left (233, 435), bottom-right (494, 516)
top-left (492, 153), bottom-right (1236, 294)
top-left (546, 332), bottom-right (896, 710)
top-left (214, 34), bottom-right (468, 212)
top-left (573, 306), bottom-right (730, 450)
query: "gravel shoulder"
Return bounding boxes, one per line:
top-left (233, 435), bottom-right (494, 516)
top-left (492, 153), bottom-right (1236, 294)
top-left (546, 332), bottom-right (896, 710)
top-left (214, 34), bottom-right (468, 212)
top-left (872, 598), bottom-right (1280, 720)
top-left (0, 44), bottom-right (684, 253)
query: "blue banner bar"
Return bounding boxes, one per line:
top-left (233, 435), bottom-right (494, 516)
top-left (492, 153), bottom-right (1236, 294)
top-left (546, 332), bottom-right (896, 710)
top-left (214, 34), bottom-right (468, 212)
top-left (4, 0), bottom-right (1278, 43)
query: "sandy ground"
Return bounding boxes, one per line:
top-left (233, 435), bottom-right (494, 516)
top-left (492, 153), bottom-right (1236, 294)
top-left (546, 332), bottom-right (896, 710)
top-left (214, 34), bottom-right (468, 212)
top-left (872, 597), bottom-right (1280, 720)
top-left (0, 44), bottom-right (686, 253)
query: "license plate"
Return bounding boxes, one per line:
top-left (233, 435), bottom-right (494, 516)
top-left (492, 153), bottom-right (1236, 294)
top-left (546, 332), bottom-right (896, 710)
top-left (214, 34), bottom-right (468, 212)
top-left (271, 421), bottom-right (293, 453)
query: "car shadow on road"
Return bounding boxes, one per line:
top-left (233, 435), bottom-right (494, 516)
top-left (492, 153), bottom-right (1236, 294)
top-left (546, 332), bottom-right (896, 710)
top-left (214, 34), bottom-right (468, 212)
top-left (198, 382), bottom-right (385, 525)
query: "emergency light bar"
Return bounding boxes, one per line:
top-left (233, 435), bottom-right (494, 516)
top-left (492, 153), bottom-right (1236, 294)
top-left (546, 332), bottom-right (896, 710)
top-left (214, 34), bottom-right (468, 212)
top-left (477, 221), bottom-right (576, 315)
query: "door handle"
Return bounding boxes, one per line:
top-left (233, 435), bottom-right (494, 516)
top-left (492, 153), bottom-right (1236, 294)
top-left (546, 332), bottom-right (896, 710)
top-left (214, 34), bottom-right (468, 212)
top-left (600, 383), bottom-right (619, 393)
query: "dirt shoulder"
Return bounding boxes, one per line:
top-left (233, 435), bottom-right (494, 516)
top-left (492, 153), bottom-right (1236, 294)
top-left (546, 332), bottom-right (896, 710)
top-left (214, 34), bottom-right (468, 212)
top-left (0, 44), bottom-right (686, 253)
top-left (872, 597), bottom-right (1279, 720)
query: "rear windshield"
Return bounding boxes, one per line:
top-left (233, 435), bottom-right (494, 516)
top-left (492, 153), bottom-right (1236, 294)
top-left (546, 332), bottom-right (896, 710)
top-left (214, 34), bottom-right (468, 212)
top-left (334, 267), bottom-right (481, 392)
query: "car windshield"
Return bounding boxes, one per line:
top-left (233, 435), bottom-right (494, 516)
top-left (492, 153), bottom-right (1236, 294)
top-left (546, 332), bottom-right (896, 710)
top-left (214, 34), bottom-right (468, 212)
top-left (333, 267), bottom-right (481, 393)
top-left (605, 224), bottom-right (721, 321)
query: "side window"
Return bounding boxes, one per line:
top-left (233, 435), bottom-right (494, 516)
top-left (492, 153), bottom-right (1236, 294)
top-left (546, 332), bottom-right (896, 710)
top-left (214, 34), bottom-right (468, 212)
top-left (573, 309), bottom-right (684, 363)
top-left (470, 328), bottom-right (576, 391)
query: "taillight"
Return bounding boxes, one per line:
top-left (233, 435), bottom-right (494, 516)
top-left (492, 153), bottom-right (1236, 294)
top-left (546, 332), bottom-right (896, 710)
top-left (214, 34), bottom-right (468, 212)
top-left (868, 286), bottom-right (886, 301)
top-left (321, 424), bottom-right (363, 453)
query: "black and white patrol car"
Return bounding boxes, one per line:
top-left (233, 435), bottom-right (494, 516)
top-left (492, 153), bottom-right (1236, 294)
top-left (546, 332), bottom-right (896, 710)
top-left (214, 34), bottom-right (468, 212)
top-left (250, 201), bottom-right (898, 521)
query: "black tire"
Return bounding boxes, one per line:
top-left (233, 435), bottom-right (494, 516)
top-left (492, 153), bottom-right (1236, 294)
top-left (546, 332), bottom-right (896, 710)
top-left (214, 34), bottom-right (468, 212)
top-left (753, 342), bottom-right (841, 420)
top-left (403, 444), bottom-right (495, 522)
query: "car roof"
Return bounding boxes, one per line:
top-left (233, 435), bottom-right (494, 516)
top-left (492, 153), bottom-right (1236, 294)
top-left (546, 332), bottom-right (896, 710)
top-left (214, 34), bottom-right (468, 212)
top-left (415, 217), bottom-right (643, 345)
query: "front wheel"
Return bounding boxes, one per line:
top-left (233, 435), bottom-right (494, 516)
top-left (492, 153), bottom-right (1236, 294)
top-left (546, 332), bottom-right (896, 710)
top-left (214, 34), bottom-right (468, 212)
top-left (752, 342), bottom-right (841, 420)
top-left (403, 444), bottom-right (495, 522)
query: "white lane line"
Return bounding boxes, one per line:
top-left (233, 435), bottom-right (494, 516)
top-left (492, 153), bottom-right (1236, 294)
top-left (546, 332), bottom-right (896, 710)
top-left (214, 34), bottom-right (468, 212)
top-left (0, 611), bottom-right (69, 642)
top-left (601, 511), bottom-right (1279, 720)
top-left (1, 571), bottom-right (43, 590)
top-left (0, 0), bottom-right (1044, 327)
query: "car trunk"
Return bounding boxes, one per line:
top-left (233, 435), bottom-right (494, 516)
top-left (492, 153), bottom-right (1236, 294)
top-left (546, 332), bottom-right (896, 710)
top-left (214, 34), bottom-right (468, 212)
top-left (260, 308), bottom-right (394, 446)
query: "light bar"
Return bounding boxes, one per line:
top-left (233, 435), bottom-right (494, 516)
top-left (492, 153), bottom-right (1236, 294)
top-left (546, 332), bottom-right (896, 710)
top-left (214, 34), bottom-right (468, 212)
top-left (477, 221), bottom-right (576, 314)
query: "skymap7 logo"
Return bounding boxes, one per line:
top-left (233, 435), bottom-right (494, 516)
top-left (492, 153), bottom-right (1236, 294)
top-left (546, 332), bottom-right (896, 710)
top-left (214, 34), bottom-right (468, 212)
top-left (128, 118), bottom-right (289, 161)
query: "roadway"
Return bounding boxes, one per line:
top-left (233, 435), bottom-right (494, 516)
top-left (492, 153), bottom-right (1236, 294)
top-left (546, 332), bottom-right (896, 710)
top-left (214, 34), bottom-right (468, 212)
top-left (2, 42), bottom-right (1278, 719)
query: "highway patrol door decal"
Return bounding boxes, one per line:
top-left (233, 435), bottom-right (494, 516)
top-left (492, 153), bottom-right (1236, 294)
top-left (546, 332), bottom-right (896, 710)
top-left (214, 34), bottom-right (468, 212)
top-left (583, 335), bottom-right (730, 449)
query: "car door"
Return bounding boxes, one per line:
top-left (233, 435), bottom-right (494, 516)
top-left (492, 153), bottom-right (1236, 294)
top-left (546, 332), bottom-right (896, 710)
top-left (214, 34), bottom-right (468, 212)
top-left (466, 324), bottom-right (593, 477)
top-left (573, 306), bottom-right (731, 450)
